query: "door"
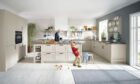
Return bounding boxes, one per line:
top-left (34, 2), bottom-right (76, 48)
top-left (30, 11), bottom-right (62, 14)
top-left (137, 16), bottom-right (140, 65)
top-left (130, 12), bottom-right (140, 66)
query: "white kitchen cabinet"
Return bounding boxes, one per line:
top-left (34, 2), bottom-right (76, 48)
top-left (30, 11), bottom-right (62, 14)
top-left (110, 44), bottom-right (126, 63)
top-left (56, 52), bottom-right (66, 62)
top-left (93, 41), bottom-right (101, 55)
top-left (41, 52), bottom-right (55, 62)
top-left (67, 45), bottom-right (73, 52)
top-left (18, 45), bottom-right (26, 61)
top-left (100, 43), bottom-right (110, 61)
top-left (92, 41), bottom-right (126, 64)
top-left (41, 44), bottom-right (56, 63)
top-left (82, 41), bottom-right (92, 52)
top-left (67, 53), bottom-right (75, 62)
top-left (77, 44), bottom-right (82, 52)
top-left (41, 45), bottom-right (55, 52)
top-left (41, 44), bottom-right (82, 63)
top-left (55, 44), bottom-right (66, 52)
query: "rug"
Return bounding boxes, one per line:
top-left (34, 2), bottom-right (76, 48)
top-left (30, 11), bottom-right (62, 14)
top-left (72, 70), bottom-right (140, 84)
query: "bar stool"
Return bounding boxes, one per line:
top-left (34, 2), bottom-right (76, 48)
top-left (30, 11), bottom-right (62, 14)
top-left (83, 52), bottom-right (94, 64)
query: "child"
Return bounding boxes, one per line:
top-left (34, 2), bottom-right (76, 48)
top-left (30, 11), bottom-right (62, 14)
top-left (71, 41), bottom-right (82, 68)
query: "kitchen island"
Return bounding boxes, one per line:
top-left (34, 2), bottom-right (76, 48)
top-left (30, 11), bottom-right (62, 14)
top-left (33, 43), bottom-right (82, 63)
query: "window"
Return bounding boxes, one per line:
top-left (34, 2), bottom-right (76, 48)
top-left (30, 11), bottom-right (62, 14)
top-left (130, 12), bottom-right (140, 66)
top-left (138, 16), bottom-right (140, 27)
top-left (99, 20), bottom-right (108, 41)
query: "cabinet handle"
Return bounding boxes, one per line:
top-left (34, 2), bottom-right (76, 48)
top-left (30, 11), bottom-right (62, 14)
top-left (102, 46), bottom-right (104, 49)
top-left (59, 53), bottom-right (63, 54)
top-left (46, 53), bottom-right (51, 54)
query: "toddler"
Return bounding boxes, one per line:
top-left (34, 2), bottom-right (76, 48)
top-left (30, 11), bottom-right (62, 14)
top-left (71, 41), bottom-right (81, 68)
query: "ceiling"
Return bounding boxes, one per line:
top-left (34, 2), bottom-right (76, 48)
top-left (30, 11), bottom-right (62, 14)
top-left (0, 0), bottom-right (139, 20)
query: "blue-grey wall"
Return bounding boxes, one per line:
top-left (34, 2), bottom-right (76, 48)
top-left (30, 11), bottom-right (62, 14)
top-left (96, 1), bottom-right (140, 64)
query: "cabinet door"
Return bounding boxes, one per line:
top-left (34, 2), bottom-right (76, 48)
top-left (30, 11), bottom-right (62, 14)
top-left (111, 45), bottom-right (126, 63)
top-left (82, 41), bottom-right (91, 52)
top-left (101, 43), bottom-right (110, 61)
top-left (55, 45), bottom-right (66, 52)
top-left (67, 53), bottom-right (75, 62)
top-left (41, 45), bottom-right (55, 52)
top-left (41, 52), bottom-right (55, 62)
top-left (92, 41), bottom-right (97, 53)
top-left (94, 42), bottom-right (101, 55)
top-left (67, 45), bottom-right (73, 52)
top-left (56, 52), bottom-right (66, 61)
top-left (77, 44), bottom-right (82, 52)
top-left (41, 53), bottom-right (47, 63)
top-left (92, 41), bottom-right (95, 52)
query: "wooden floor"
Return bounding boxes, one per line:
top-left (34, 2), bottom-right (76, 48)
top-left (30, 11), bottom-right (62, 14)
top-left (0, 55), bottom-right (140, 84)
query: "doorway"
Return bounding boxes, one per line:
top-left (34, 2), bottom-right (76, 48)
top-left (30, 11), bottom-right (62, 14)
top-left (130, 12), bottom-right (140, 66)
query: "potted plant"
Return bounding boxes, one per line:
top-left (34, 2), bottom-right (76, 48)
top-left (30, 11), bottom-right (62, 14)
top-left (28, 23), bottom-right (36, 52)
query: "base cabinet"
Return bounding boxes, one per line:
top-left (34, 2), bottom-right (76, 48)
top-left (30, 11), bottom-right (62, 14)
top-left (56, 52), bottom-right (66, 62)
top-left (41, 44), bottom-right (82, 63)
top-left (19, 45), bottom-right (26, 61)
top-left (67, 53), bottom-right (75, 62)
top-left (41, 45), bottom-right (55, 52)
top-left (110, 45), bottom-right (126, 63)
top-left (41, 53), bottom-right (56, 62)
top-left (92, 41), bottom-right (126, 64)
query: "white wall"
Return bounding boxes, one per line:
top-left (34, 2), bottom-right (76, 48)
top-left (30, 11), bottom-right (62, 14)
top-left (29, 18), bottom-right (54, 29)
top-left (29, 18), bottom-right (55, 39)
top-left (28, 18), bottom-right (95, 40)
top-left (0, 10), bottom-right (27, 71)
top-left (55, 17), bottom-right (68, 31)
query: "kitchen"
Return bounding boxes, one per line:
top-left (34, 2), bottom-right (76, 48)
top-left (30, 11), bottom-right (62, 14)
top-left (27, 17), bottom-right (126, 64)
top-left (1, 1), bottom-right (140, 84)
top-left (27, 18), bottom-right (96, 63)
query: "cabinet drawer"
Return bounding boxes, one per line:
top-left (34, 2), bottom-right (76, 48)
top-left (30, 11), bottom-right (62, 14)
top-left (41, 52), bottom-right (55, 62)
top-left (55, 45), bottom-right (66, 52)
top-left (41, 45), bottom-right (55, 52)
top-left (56, 52), bottom-right (66, 61)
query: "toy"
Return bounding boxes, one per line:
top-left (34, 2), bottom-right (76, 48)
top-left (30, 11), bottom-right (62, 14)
top-left (55, 64), bottom-right (63, 70)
